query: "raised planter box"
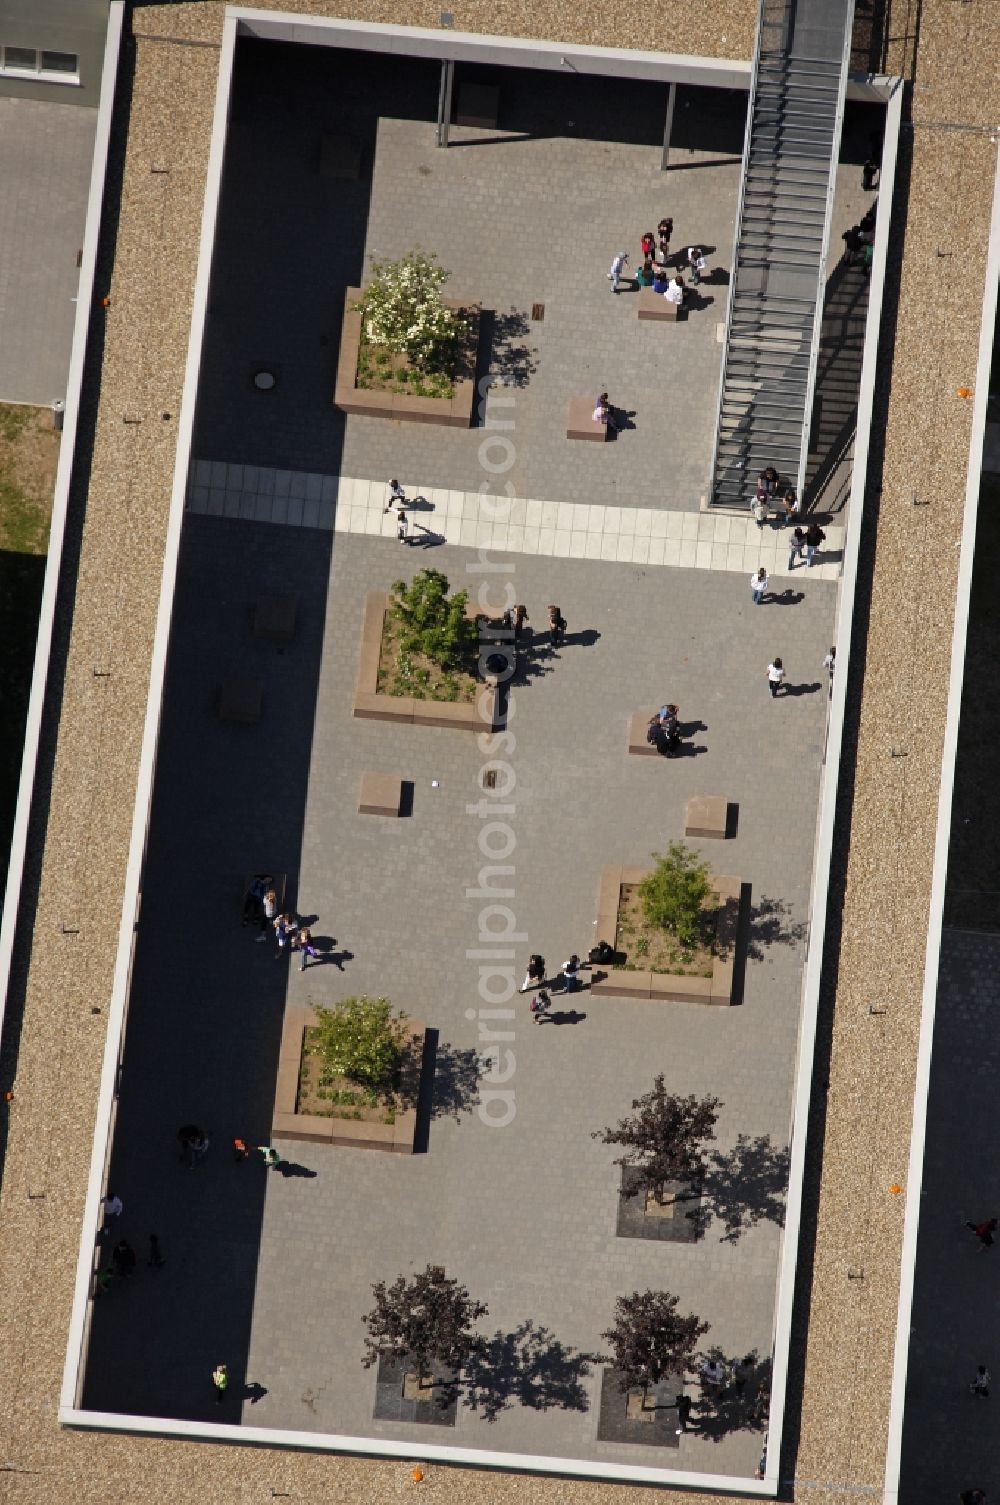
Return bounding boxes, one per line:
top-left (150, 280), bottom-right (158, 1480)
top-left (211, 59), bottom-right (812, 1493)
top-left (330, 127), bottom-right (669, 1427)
top-left (353, 590), bottom-right (497, 733)
top-left (591, 864), bottom-right (743, 1006)
top-left (334, 287), bottom-right (480, 428)
top-left (273, 1004), bottom-right (426, 1152)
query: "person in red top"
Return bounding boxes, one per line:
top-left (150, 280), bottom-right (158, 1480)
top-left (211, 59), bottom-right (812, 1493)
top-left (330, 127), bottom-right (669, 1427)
top-left (966, 1217), bottom-right (998, 1251)
top-left (640, 230), bottom-right (655, 260)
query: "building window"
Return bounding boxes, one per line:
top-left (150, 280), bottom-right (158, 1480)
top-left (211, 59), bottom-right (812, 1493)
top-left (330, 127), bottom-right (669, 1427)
top-left (0, 45), bottom-right (80, 84)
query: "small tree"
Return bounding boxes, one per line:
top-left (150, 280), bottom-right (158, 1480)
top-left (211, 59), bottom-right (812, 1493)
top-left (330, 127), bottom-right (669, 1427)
top-left (602, 1289), bottom-right (709, 1397)
top-left (639, 842), bottom-right (713, 949)
top-left (362, 1265), bottom-right (488, 1383)
top-left (353, 250), bottom-right (467, 372)
top-left (391, 568), bottom-right (477, 672)
top-left (308, 996), bottom-right (408, 1095)
top-left (593, 1075), bottom-right (720, 1202)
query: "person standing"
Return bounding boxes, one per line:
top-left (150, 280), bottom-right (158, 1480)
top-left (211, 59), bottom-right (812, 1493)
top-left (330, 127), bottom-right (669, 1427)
top-left (675, 1393), bottom-right (693, 1434)
top-left (687, 246), bottom-right (707, 285)
top-left (103, 1191), bottom-right (123, 1221)
top-left (148, 1233), bottom-right (165, 1268)
top-left (292, 927), bottom-right (318, 972)
top-left (212, 1363), bottom-right (228, 1404)
top-left (805, 520), bottom-right (826, 566)
top-left (547, 605), bottom-right (566, 646)
top-left (665, 276), bottom-right (685, 306)
top-left (258, 1145), bottom-right (282, 1169)
top-left (254, 886), bottom-right (279, 942)
top-left (112, 1240), bottom-right (136, 1280)
top-left (561, 954), bottom-right (582, 992)
top-left (273, 912), bottom-right (297, 957)
top-left (767, 658), bottom-right (786, 698)
top-left (640, 230), bottom-right (655, 260)
top-left (657, 217), bottom-right (673, 263)
top-left (966, 1217), bottom-right (998, 1250)
top-left (970, 1364), bottom-right (991, 1398)
top-left (788, 527), bottom-right (806, 571)
top-left (396, 509), bottom-right (410, 545)
top-left (594, 393), bottom-right (621, 432)
top-left (779, 490), bottom-right (800, 529)
top-left (823, 646), bottom-right (836, 688)
top-left (530, 988), bottom-right (552, 1024)
top-left (750, 567), bottom-right (768, 605)
top-left (607, 252), bottom-right (629, 294)
top-left (751, 490), bottom-right (769, 529)
top-left (384, 478), bottom-right (406, 513)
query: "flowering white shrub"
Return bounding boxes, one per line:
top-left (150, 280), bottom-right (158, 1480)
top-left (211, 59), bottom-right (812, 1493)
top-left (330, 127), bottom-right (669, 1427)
top-left (353, 251), bottom-right (467, 370)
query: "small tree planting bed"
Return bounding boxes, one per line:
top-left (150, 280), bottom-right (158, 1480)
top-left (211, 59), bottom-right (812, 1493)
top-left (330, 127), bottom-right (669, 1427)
top-left (273, 1002), bottom-right (426, 1152)
top-left (377, 593), bottom-right (477, 705)
top-left (616, 883), bottom-right (714, 978)
top-left (591, 859), bottom-right (744, 1005)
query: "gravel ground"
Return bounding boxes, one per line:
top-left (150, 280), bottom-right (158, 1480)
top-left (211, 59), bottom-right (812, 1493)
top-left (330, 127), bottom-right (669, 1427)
top-left (0, 2), bottom-right (997, 1503)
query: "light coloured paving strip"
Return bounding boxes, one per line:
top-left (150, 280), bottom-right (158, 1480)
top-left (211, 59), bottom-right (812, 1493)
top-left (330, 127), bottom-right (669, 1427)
top-left (187, 462), bottom-right (844, 581)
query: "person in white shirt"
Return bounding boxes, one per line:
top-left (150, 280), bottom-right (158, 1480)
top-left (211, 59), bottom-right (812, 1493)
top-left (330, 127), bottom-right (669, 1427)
top-left (751, 491), bottom-right (769, 528)
top-left (750, 567), bottom-right (768, 605)
top-left (384, 478), bottom-right (406, 513)
top-left (686, 246), bottom-right (707, 284)
top-left (665, 276), bottom-right (685, 305)
top-left (607, 252), bottom-right (629, 294)
top-left (767, 658), bottom-right (786, 698)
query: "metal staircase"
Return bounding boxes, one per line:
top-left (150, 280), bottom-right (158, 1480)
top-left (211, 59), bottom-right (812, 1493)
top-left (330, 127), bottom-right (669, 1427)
top-left (709, 0), bottom-right (855, 508)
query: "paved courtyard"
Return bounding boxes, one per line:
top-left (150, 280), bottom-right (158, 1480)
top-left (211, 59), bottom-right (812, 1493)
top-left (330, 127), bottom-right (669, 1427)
top-left (193, 38), bottom-right (874, 518)
top-left (83, 513), bottom-right (835, 1478)
top-left (0, 98), bottom-right (96, 405)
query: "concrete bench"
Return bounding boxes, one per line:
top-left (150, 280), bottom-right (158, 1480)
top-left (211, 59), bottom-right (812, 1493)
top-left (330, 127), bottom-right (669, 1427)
top-left (218, 677), bottom-right (262, 724)
top-left (456, 83), bottom-right (499, 128)
top-left (254, 594), bottom-right (298, 644)
top-left (628, 710), bottom-right (661, 756)
top-left (685, 795), bottom-right (732, 839)
top-left (637, 288), bottom-right (679, 321)
top-left (567, 396), bottom-right (607, 443)
top-left (359, 771), bottom-right (404, 817)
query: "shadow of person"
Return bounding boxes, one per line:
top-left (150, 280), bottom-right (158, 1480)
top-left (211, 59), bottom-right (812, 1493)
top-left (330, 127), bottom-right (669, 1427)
top-left (276, 1160), bottom-right (318, 1178)
top-left (780, 681), bottom-right (822, 697)
top-left (543, 1009), bottom-right (587, 1026)
top-left (560, 628), bottom-right (601, 649)
top-left (243, 1381), bottom-right (269, 1404)
top-left (765, 589), bottom-right (805, 606)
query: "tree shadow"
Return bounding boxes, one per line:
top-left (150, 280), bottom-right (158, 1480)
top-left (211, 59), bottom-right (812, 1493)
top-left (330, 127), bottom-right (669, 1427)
top-left (745, 895), bottom-right (807, 962)
top-left (427, 1035), bottom-right (483, 1121)
top-left (693, 1348), bottom-right (771, 1441)
top-left (477, 307), bottom-right (539, 393)
top-left (704, 1135), bottom-right (789, 1243)
top-left (462, 1320), bottom-right (597, 1422)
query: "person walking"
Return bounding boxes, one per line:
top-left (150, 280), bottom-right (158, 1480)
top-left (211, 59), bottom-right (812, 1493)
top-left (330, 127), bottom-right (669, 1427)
top-left (665, 275), bottom-right (686, 306)
top-left (778, 489), bottom-right (800, 529)
top-left (750, 567), bottom-right (768, 605)
top-left (529, 988), bottom-right (552, 1024)
top-left (520, 954), bottom-right (546, 992)
top-left (823, 646), bottom-right (836, 685)
top-left (396, 508), bottom-right (410, 545)
top-left (607, 252), bottom-right (629, 294)
top-left (212, 1363), bottom-right (229, 1404)
top-left (805, 520), bottom-right (826, 566)
top-left (178, 1124), bottom-right (202, 1166)
top-left (657, 217), bottom-right (673, 263)
top-left (640, 230), bottom-right (655, 261)
top-left (788, 527), bottom-right (806, 571)
top-left (561, 954), bottom-right (583, 992)
top-left (292, 927), bottom-right (319, 972)
top-left (966, 1217), bottom-right (998, 1251)
top-left (758, 466), bottom-right (779, 498)
top-left (751, 490), bottom-right (769, 528)
top-left (258, 1145), bottom-right (282, 1169)
top-left (112, 1239), bottom-right (136, 1280)
top-left (960, 1489), bottom-right (987, 1505)
top-left (970, 1364), bottom-right (991, 1398)
top-left (148, 1233), bottom-right (165, 1268)
top-left (103, 1191), bottom-right (123, 1221)
top-left (675, 1393), bottom-right (693, 1434)
top-left (767, 658), bottom-right (786, 698)
top-left (384, 478), bottom-right (406, 513)
top-left (547, 605), bottom-right (566, 646)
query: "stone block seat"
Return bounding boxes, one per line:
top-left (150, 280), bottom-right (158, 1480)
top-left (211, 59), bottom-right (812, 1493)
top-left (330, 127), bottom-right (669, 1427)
top-left (253, 594), bottom-right (298, 644)
top-left (685, 795), bottom-right (731, 839)
top-left (628, 710), bottom-right (661, 756)
top-left (359, 771), bottom-right (404, 817)
top-left (218, 677), bottom-right (262, 724)
top-left (637, 287), bottom-right (679, 321)
top-left (567, 396), bottom-right (606, 443)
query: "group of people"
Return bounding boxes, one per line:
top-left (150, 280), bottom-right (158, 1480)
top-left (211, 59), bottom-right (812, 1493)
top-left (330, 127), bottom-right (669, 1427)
top-left (241, 873), bottom-right (318, 971)
top-left (519, 952), bottom-right (588, 1021)
top-left (843, 202), bottom-right (877, 270)
top-left (749, 465), bottom-right (828, 588)
top-left (480, 602), bottom-right (567, 647)
top-left (607, 217), bottom-right (708, 306)
top-left (646, 703), bottom-right (683, 757)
